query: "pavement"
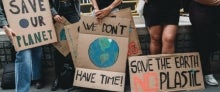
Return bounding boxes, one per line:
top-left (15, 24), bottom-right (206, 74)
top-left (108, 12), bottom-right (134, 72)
top-left (1, 65), bottom-right (220, 92)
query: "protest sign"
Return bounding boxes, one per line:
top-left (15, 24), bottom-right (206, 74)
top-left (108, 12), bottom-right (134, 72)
top-left (64, 22), bottom-right (80, 64)
top-left (73, 16), bottom-right (130, 91)
top-left (2, 0), bottom-right (57, 51)
top-left (52, 17), bottom-right (70, 56)
top-left (128, 52), bottom-right (205, 92)
top-left (110, 8), bottom-right (142, 56)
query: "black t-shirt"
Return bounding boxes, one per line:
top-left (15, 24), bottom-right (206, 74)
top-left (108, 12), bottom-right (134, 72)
top-left (96, 0), bottom-right (114, 9)
top-left (149, 0), bottom-right (181, 9)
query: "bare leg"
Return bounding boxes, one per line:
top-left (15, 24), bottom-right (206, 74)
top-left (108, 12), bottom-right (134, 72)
top-left (148, 25), bottom-right (163, 54)
top-left (162, 25), bottom-right (178, 54)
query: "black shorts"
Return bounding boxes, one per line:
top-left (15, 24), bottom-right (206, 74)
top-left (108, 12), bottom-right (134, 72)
top-left (143, 2), bottom-right (180, 27)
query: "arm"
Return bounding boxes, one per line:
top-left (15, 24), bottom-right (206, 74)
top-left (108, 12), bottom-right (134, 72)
top-left (49, 0), bottom-right (58, 17)
top-left (0, 5), bottom-right (8, 27)
top-left (90, 0), bottom-right (99, 11)
top-left (91, 0), bottom-right (122, 19)
top-left (49, 0), bottom-right (63, 23)
top-left (106, 0), bottom-right (122, 10)
top-left (0, 5), bottom-right (15, 41)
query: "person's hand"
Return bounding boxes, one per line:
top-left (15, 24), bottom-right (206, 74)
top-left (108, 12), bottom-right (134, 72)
top-left (93, 9), bottom-right (102, 24)
top-left (95, 7), bottom-right (112, 19)
top-left (53, 15), bottom-right (64, 23)
top-left (3, 26), bottom-right (16, 43)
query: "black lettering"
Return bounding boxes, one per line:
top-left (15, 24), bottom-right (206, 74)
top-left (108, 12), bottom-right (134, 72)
top-left (175, 57), bottom-right (180, 68)
top-left (39, 0), bottom-right (46, 11)
top-left (100, 74), bottom-right (105, 84)
top-left (31, 17), bottom-right (38, 27)
top-left (102, 23), bottom-right (117, 34)
top-left (166, 57), bottom-right (171, 68)
top-left (9, 0), bottom-right (20, 14)
top-left (167, 72), bottom-right (175, 89)
top-left (184, 56), bottom-right (190, 68)
top-left (30, 16), bottom-right (46, 27)
top-left (181, 71), bottom-right (187, 87)
top-left (83, 21), bottom-right (96, 31)
top-left (174, 72), bottom-right (181, 88)
top-left (38, 16), bottom-right (46, 26)
top-left (130, 60), bottom-right (137, 73)
top-left (21, 0), bottom-right (29, 13)
top-left (119, 25), bottom-right (127, 35)
top-left (75, 70), bottom-right (82, 80)
top-left (28, 0), bottom-right (36, 12)
top-left (156, 58), bottom-right (161, 70)
top-left (160, 72), bottom-right (167, 89)
top-left (100, 74), bottom-right (122, 85)
top-left (194, 70), bottom-right (201, 86)
top-left (147, 59), bottom-right (154, 71)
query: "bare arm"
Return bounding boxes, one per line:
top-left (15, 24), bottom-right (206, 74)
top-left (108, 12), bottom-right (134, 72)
top-left (3, 25), bottom-right (16, 41)
top-left (90, 0), bottom-right (122, 19)
top-left (90, 0), bottom-right (99, 10)
top-left (107, 0), bottom-right (122, 10)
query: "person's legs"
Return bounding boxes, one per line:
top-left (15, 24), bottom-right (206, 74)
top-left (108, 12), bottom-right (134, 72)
top-left (148, 25), bottom-right (163, 54)
top-left (51, 49), bottom-right (65, 91)
top-left (31, 47), bottom-right (43, 89)
top-left (162, 25), bottom-right (178, 54)
top-left (211, 9), bottom-right (220, 52)
top-left (189, 1), bottom-right (218, 86)
top-left (15, 49), bottom-right (32, 92)
top-left (31, 47), bottom-right (42, 80)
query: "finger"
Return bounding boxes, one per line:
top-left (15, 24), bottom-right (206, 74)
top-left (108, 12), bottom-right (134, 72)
top-left (58, 17), bottom-right (63, 23)
top-left (96, 15), bottom-right (102, 19)
top-left (12, 32), bottom-right (16, 36)
top-left (8, 34), bottom-right (13, 41)
top-left (95, 11), bottom-right (102, 15)
top-left (96, 13), bottom-right (104, 19)
top-left (55, 17), bottom-right (61, 23)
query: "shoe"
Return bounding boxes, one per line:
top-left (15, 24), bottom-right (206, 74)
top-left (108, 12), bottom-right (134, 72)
top-left (35, 79), bottom-right (44, 89)
top-left (205, 74), bottom-right (219, 86)
top-left (51, 77), bottom-right (59, 91)
top-left (31, 79), bottom-right (44, 89)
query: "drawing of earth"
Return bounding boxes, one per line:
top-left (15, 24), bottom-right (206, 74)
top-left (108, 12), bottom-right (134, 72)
top-left (88, 37), bottom-right (119, 68)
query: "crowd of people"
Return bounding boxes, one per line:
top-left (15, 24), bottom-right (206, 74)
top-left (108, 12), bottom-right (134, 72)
top-left (0, 0), bottom-right (219, 92)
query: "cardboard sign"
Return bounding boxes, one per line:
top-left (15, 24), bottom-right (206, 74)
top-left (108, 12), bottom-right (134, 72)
top-left (110, 8), bottom-right (142, 56)
top-left (74, 68), bottom-right (125, 91)
top-left (73, 16), bottom-right (130, 91)
top-left (64, 22), bottom-right (80, 64)
top-left (2, 0), bottom-right (57, 51)
top-left (79, 16), bottom-right (129, 37)
top-left (52, 17), bottom-right (70, 56)
top-left (128, 52), bottom-right (205, 92)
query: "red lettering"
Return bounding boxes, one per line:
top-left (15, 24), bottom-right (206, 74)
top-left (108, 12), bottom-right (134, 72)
top-left (133, 72), bottom-right (159, 92)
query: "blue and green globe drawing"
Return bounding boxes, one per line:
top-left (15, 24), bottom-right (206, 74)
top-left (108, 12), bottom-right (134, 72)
top-left (88, 37), bottom-right (119, 68)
